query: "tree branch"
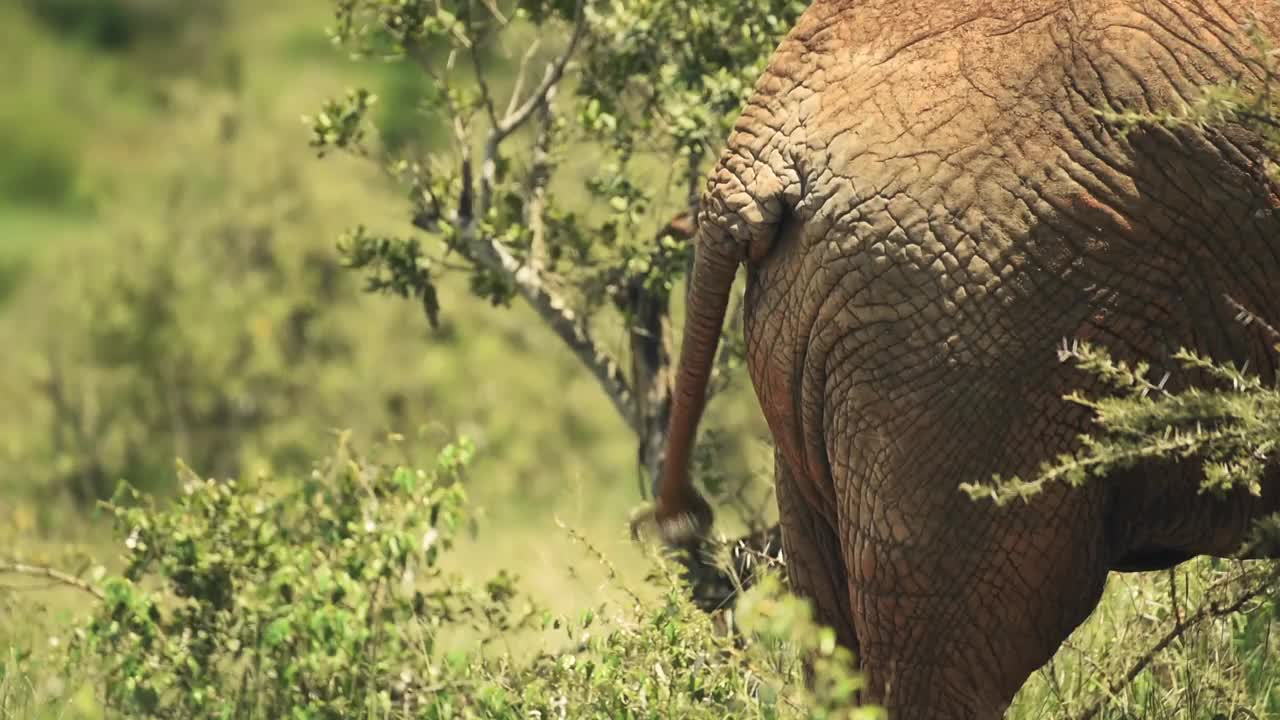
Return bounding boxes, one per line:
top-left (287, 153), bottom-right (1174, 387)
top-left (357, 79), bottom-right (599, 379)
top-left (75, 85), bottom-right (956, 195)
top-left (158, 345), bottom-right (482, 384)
top-left (420, 0), bottom-right (638, 432)
top-left (487, 237), bottom-right (638, 433)
top-left (412, 211), bottom-right (638, 433)
top-left (0, 560), bottom-right (104, 601)
top-left (469, 37), bottom-right (500, 130)
top-left (1225, 293), bottom-right (1280, 345)
top-left (493, 0), bottom-right (586, 142)
top-left (476, 0), bottom-right (584, 214)
top-left (506, 39), bottom-right (543, 121)
top-left (526, 90), bottom-right (554, 275)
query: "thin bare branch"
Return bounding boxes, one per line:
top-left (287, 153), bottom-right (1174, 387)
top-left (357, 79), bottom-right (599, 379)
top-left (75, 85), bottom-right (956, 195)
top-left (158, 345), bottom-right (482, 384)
top-left (506, 39), bottom-right (543, 120)
top-left (474, 0), bottom-right (583, 251)
top-left (1225, 294), bottom-right (1280, 345)
top-left (494, 0), bottom-right (586, 141)
top-left (477, 0), bottom-right (508, 25)
top-left (412, 210), bottom-right (637, 431)
top-left (0, 560), bottom-right (104, 601)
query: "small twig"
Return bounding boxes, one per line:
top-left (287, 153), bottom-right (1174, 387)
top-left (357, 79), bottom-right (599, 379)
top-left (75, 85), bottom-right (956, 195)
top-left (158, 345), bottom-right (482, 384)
top-left (1224, 294), bottom-right (1280, 345)
top-left (505, 39), bottom-right (543, 120)
top-left (555, 516), bottom-right (645, 610)
top-left (0, 561), bottom-right (104, 601)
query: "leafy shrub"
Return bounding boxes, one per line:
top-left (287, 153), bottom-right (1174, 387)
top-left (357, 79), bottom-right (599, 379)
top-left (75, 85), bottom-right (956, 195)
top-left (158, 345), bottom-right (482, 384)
top-left (72, 433), bottom-right (532, 718)
top-left (64, 435), bottom-right (878, 719)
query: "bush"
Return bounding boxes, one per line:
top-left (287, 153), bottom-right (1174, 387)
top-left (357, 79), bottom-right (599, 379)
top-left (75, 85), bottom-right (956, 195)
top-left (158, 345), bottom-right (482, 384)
top-left (61, 435), bottom-right (878, 719)
top-left (72, 433), bottom-right (528, 718)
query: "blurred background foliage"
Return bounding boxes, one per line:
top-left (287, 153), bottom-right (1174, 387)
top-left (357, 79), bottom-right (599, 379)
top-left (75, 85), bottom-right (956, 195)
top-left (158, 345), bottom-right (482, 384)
top-left (0, 0), bottom-right (732, 520)
top-left (1, 1), bottom-right (1278, 718)
top-left (0, 0), bottom-right (720, 671)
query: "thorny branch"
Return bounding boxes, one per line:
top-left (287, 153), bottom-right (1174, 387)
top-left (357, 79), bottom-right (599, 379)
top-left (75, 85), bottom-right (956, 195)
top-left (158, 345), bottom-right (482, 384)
top-left (1225, 294), bottom-right (1280, 346)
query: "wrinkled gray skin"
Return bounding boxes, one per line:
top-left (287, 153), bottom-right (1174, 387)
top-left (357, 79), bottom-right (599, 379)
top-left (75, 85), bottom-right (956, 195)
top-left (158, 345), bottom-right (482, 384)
top-left (653, 1), bottom-right (1280, 717)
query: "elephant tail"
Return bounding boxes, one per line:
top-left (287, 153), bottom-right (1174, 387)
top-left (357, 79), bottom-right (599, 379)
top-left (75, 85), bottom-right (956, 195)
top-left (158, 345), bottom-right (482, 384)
top-left (654, 154), bottom-right (790, 545)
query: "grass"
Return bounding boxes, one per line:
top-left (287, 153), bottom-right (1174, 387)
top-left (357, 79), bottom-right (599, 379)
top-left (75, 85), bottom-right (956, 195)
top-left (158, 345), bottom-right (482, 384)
top-left (0, 207), bottom-right (85, 305)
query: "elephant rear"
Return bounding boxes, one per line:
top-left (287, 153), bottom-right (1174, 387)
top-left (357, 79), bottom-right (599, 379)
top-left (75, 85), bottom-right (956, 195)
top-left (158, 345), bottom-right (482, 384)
top-left (668, 1), bottom-right (1280, 717)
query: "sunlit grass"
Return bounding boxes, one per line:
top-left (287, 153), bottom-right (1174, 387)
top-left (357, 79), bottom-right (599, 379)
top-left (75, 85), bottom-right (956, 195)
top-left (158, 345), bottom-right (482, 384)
top-left (1010, 561), bottom-right (1280, 719)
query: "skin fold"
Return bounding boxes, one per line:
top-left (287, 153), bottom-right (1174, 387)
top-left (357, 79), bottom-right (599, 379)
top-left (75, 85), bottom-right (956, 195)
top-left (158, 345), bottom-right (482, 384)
top-left (654, 1), bottom-right (1280, 717)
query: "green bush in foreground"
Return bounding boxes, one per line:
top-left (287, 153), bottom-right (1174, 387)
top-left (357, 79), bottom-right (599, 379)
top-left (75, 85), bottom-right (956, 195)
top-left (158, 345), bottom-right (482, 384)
top-left (64, 435), bottom-right (880, 719)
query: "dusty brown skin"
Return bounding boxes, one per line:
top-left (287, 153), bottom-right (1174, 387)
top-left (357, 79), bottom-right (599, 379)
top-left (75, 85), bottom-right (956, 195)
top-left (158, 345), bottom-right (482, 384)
top-left (655, 1), bottom-right (1280, 717)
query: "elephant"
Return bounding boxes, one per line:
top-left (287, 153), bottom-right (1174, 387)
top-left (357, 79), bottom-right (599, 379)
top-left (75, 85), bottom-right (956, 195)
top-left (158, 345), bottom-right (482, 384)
top-left (650, 1), bottom-right (1280, 717)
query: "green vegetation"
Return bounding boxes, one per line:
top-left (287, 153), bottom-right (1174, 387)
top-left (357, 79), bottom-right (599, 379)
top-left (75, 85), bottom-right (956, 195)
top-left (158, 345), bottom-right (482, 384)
top-left (1, 1), bottom-right (1279, 718)
top-left (4, 436), bottom-right (878, 719)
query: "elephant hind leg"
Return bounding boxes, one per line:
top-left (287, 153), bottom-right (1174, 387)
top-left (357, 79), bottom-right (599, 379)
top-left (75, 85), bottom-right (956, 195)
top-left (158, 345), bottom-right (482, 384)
top-left (843, 483), bottom-right (1112, 719)
top-left (774, 452), bottom-right (859, 656)
top-left (1105, 460), bottom-right (1280, 568)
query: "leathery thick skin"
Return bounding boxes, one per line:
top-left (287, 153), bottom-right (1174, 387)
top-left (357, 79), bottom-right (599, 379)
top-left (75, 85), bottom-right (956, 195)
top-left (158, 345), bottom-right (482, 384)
top-left (654, 1), bottom-right (1280, 717)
